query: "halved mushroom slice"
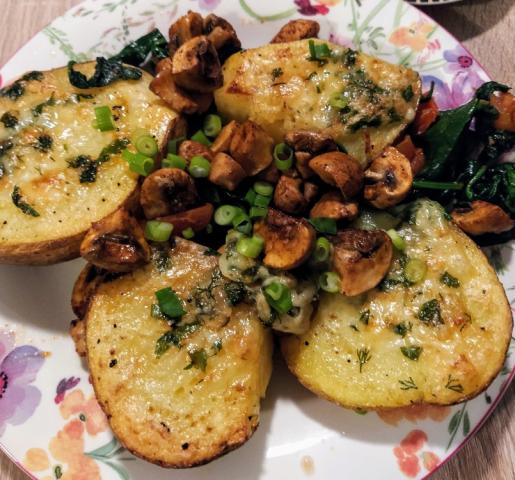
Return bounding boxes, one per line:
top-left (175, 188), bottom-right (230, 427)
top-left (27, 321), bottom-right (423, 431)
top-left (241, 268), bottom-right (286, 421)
top-left (254, 208), bottom-right (315, 270)
top-left (364, 147), bottom-right (413, 209)
top-left (178, 140), bottom-right (214, 162)
top-left (271, 20), bottom-right (320, 44)
top-left (285, 130), bottom-right (338, 154)
top-left (172, 36), bottom-right (222, 93)
top-left (295, 151), bottom-right (314, 179)
top-left (273, 175), bottom-right (307, 214)
top-left (168, 10), bottom-right (204, 56)
top-left (309, 152), bottom-right (363, 199)
top-left (211, 120), bottom-right (240, 154)
top-left (303, 182), bottom-right (319, 205)
top-left (332, 229), bottom-right (393, 296)
top-left (310, 191), bottom-right (359, 222)
top-left (140, 168), bottom-right (198, 220)
top-left (208, 152), bottom-right (247, 191)
top-left (258, 163), bottom-right (281, 184)
top-left (157, 203), bottom-right (214, 234)
top-left (203, 14), bottom-right (241, 61)
top-left (150, 59), bottom-right (212, 114)
top-left (230, 120), bottom-right (274, 176)
top-left (80, 208), bottom-right (151, 273)
top-left (451, 200), bottom-right (514, 236)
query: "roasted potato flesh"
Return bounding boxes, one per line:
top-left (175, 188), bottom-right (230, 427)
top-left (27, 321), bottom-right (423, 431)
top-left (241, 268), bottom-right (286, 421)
top-left (215, 39), bottom-right (421, 166)
top-left (0, 62), bottom-right (177, 264)
top-left (86, 239), bottom-right (273, 467)
top-left (282, 200), bottom-right (512, 408)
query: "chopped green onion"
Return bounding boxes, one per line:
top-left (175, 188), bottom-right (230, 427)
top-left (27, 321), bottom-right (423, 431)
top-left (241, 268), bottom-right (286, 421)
top-left (93, 105), bottom-right (115, 131)
top-left (412, 180), bottom-right (464, 191)
top-left (254, 194), bottom-right (272, 208)
top-left (264, 282), bottom-right (293, 314)
top-left (244, 188), bottom-right (257, 205)
top-left (122, 149), bottom-right (154, 176)
top-left (188, 155), bottom-right (211, 178)
top-left (191, 129), bottom-right (212, 146)
top-left (387, 229), bottom-right (406, 251)
top-left (182, 227), bottom-right (195, 239)
top-left (404, 258), bottom-right (427, 284)
top-left (249, 206), bottom-right (268, 219)
top-left (162, 153), bottom-right (187, 170)
top-left (236, 235), bottom-right (264, 258)
top-left (203, 114), bottom-right (222, 138)
top-left (155, 287), bottom-right (185, 318)
top-left (309, 217), bottom-right (337, 235)
top-left (134, 134), bottom-right (158, 157)
top-left (167, 136), bottom-right (185, 155)
top-left (273, 143), bottom-right (294, 171)
top-left (214, 205), bottom-right (240, 226)
top-left (254, 181), bottom-right (274, 197)
top-left (308, 39), bottom-right (332, 61)
top-left (319, 271), bottom-right (341, 293)
top-left (314, 237), bottom-right (331, 263)
top-left (232, 211), bottom-right (252, 235)
top-left (328, 92), bottom-right (349, 109)
top-left (145, 220), bottom-right (174, 242)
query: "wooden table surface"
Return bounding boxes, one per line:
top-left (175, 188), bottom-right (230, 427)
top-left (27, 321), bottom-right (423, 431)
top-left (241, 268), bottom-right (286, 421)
top-left (0, 0), bottom-right (513, 479)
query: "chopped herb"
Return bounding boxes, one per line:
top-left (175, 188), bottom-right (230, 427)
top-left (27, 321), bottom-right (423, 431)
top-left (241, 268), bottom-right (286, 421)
top-left (357, 347), bottom-right (371, 372)
top-left (271, 67), bottom-right (283, 80)
top-left (346, 69), bottom-right (384, 102)
top-left (418, 299), bottom-right (443, 326)
top-left (349, 115), bottom-right (382, 132)
top-left (307, 39), bottom-right (332, 63)
top-left (307, 71), bottom-right (318, 81)
top-left (0, 82), bottom-right (25, 100)
top-left (203, 247), bottom-right (220, 256)
top-left (22, 71), bottom-right (43, 82)
top-left (400, 345), bottom-right (422, 361)
top-left (309, 217), bottom-right (337, 234)
top-left (193, 269), bottom-right (223, 314)
top-left (0, 139), bottom-right (13, 157)
top-left (213, 339), bottom-right (223, 353)
top-left (393, 322), bottom-right (412, 337)
top-left (378, 276), bottom-right (406, 291)
top-left (185, 348), bottom-right (208, 371)
top-left (98, 138), bottom-right (130, 163)
top-left (224, 281), bottom-right (248, 306)
top-left (155, 321), bottom-right (201, 357)
top-left (71, 93), bottom-right (94, 102)
top-left (153, 246), bottom-right (171, 272)
top-left (109, 359), bottom-right (117, 368)
top-left (68, 57), bottom-right (142, 89)
top-left (359, 310), bottom-right (370, 325)
top-left (1, 112), bottom-right (18, 128)
top-left (32, 95), bottom-right (56, 116)
top-left (35, 134), bottom-right (53, 152)
top-left (402, 85), bottom-right (414, 102)
top-left (445, 374), bottom-right (464, 393)
top-left (387, 108), bottom-right (402, 122)
top-left (150, 304), bottom-right (168, 321)
top-left (440, 272), bottom-right (460, 288)
top-left (350, 324), bottom-right (359, 332)
top-left (11, 185), bottom-right (39, 217)
top-left (399, 377), bottom-right (418, 391)
top-left (341, 48), bottom-right (357, 67)
top-left (155, 287), bottom-right (186, 318)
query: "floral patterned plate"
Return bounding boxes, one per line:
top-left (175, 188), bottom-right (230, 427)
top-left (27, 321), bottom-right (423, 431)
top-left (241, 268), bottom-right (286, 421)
top-left (0, 1), bottom-right (513, 479)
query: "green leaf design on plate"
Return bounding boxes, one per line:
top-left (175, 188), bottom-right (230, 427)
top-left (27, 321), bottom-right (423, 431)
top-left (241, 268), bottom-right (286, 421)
top-left (463, 410), bottom-right (471, 436)
top-left (85, 437), bottom-right (123, 458)
top-left (239, 0), bottom-right (296, 22)
top-left (446, 402), bottom-right (469, 450)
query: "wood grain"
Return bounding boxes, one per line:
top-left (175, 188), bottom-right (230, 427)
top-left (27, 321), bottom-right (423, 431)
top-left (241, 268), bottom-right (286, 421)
top-left (0, 1), bottom-right (513, 479)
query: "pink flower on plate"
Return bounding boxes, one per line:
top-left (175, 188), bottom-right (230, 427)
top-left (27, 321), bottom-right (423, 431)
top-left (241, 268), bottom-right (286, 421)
top-left (393, 430), bottom-right (441, 478)
top-left (295, 0), bottom-right (330, 16)
top-left (423, 72), bottom-right (485, 111)
top-left (0, 331), bottom-right (44, 436)
top-left (443, 45), bottom-right (477, 74)
top-left (198, 0), bottom-right (221, 10)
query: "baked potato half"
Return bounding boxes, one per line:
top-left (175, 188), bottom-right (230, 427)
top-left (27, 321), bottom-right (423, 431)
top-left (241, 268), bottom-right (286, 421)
top-left (215, 39), bottom-right (420, 166)
top-left (85, 238), bottom-right (273, 467)
top-left (0, 62), bottom-right (178, 264)
top-left (282, 200), bottom-right (512, 409)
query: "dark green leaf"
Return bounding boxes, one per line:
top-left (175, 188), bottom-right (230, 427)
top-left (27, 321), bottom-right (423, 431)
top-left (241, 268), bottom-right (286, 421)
top-left (155, 321), bottom-right (201, 357)
top-left (420, 99), bottom-right (478, 179)
top-left (440, 272), bottom-right (460, 288)
top-left (463, 410), bottom-right (470, 435)
top-left (224, 281), bottom-right (248, 306)
top-left (68, 57), bottom-right (142, 89)
top-left (1, 112), bottom-right (18, 128)
top-left (11, 185), bottom-right (39, 217)
top-left (400, 345), bottom-right (422, 361)
top-left (475, 81), bottom-right (510, 100)
top-left (393, 322), bottom-right (411, 337)
top-left (184, 348), bottom-right (208, 371)
top-left (448, 410), bottom-right (461, 434)
top-left (213, 339), bottom-right (222, 353)
top-left (359, 310), bottom-right (370, 325)
top-left (155, 287), bottom-right (186, 318)
top-left (418, 299), bottom-right (443, 326)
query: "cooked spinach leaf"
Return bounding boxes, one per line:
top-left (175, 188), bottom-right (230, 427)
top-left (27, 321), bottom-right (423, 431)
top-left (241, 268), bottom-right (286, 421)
top-left (184, 349), bottom-right (208, 371)
top-left (68, 57), bottom-right (142, 89)
top-left (475, 81), bottom-right (510, 100)
top-left (155, 321), bottom-right (201, 357)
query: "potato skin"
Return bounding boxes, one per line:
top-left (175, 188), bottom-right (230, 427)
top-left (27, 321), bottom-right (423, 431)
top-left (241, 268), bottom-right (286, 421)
top-left (85, 239), bottom-right (273, 468)
top-left (282, 200), bottom-right (512, 409)
top-left (0, 62), bottom-right (178, 264)
top-left (215, 39), bottom-right (420, 166)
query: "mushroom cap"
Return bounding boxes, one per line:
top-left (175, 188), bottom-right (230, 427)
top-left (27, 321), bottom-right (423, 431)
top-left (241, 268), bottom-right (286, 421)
top-left (178, 140), bottom-right (214, 162)
top-left (254, 208), bottom-right (316, 270)
top-left (310, 191), bottom-right (359, 221)
top-left (271, 19), bottom-right (320, 44)
top-left (80, 208), bottom-right (151, 273)
top-left (203, 14), bottom-right (241, 61)
top-left (364, 147), bottom-right (413, 209)
top-left (451, 200), bottom-right (515, 236)
top-left (172, 35), bottom-right (222, 93)
top-left (208, 152), bottom-right (247, 191)
top-left (157, 204), bottom-right (214, 234)
top-left (309, 152), bottom-right (363, 199)
top-left (168, 11), bottom-right (204, 56)
top-left (285, 130), bottom-right (338, 154)
top-left (332, 228), bottom-right (393, 296)
top-left (273, 175), bottom-right (308, 214)
top-left (140, 168), bottom-right (198, 219)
